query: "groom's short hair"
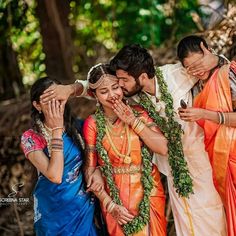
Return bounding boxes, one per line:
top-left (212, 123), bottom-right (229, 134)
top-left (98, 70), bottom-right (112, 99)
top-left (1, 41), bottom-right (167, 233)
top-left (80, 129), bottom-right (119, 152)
top-left (110, 44), bottom-right (155, 80)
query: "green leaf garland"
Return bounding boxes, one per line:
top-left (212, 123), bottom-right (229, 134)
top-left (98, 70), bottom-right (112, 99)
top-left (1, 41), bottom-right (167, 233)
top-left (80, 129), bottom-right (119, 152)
top-left (138, 67), bottom-right (193, 197)
top-left (95, 107), bottom-right (154, 235)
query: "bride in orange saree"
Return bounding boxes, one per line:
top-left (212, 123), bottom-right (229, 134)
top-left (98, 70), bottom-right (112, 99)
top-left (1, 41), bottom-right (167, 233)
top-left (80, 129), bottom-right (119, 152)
top-left (83, 63), bottom-right (168, 236)
top-left (178, 35), bottom-right (236, 236)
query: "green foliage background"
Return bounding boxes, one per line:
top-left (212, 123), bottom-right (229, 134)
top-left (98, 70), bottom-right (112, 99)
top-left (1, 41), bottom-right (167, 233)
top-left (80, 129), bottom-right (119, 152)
top-left (0, 0), bottom-right (202, 85)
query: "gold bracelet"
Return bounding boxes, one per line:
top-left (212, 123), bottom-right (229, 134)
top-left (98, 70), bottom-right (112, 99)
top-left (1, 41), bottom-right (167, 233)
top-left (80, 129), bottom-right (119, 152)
top-left (51, 138), bottom-right (63, 142)
top-left (52, 127), bottom-right (64, 131)
top-left (133, 120), bottom-right (145, 134)
top-left (217, 112), bottom-right (222, 124)
top-left (107, 201), bottom-right (116, 213)
top-left (103, 197), bottom-right (111, 209)
top-left (221, 112), bottom-right (225, 124)
top-left (51, 144), bottom-right (63, 149)
top-left (131, 118), bottom-right (139, 130)
top-left (51, 149), bottom-right (63, 152)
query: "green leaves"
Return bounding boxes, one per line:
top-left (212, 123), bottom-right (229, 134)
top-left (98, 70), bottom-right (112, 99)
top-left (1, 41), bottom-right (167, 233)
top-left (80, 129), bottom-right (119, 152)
top-left (95, 107), bottom-right (154, 236)
top-left (138, 68), bottom-right (194, 198)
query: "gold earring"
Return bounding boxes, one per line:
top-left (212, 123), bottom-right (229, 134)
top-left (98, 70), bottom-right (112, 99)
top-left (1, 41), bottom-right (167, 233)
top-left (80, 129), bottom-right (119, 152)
top-left (96, 99), bottom-right (100, 107)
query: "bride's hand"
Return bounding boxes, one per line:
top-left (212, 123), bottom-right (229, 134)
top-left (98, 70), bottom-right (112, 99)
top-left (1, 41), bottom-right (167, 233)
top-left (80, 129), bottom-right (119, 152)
top-left (86, 168), bottom-right (104, 193)
top-left (111, 204), bottom-right (135, 225)
top-left (112, 98), bottom-right (136, 125)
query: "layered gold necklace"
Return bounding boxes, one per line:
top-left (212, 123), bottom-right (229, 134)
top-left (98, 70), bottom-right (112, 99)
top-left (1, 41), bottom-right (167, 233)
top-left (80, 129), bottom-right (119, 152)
top-left (105, 120), bottom-right (132, 164)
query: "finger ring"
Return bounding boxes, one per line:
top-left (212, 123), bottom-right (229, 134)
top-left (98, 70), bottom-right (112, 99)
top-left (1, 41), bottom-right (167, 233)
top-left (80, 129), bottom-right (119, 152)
top-left (125, 110), bottom-right (131, 116)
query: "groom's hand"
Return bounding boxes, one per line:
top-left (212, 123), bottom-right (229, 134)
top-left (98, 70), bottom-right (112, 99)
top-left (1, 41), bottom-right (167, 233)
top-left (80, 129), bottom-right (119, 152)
top-left (40, 84), bottom-right (74, 105)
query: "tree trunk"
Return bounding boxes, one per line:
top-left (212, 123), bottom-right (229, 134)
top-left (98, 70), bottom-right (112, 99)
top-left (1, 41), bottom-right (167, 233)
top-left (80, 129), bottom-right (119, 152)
top-left (0, 40), bottom-right (24, 100)
top-left (36, 0), bottom-right (75, 82)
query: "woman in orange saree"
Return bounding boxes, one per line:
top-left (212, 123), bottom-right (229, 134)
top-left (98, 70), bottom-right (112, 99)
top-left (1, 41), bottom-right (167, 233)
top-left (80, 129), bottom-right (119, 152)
top-left (83, 64), bottom-right (167, 236)
top-left (178, 35), bottom-right (236, 235)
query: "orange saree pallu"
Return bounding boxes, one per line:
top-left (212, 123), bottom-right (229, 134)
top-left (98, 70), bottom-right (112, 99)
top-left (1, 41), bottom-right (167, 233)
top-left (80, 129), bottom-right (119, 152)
top-left (194, 62), bottom-right (236, 236)
top-left (83, 108), bottom-right (166, 236)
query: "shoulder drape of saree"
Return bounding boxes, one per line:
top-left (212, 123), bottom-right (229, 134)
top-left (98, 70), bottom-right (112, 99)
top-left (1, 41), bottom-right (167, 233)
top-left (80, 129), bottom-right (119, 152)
top-left (194, 63), bottom-right (236, 235)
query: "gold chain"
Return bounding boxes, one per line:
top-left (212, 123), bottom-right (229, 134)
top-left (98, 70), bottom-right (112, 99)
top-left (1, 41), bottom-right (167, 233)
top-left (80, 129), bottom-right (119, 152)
top-left (105, 122), bottom-right (132, 164)
top-left (106, 119), bottom-right (126, 137)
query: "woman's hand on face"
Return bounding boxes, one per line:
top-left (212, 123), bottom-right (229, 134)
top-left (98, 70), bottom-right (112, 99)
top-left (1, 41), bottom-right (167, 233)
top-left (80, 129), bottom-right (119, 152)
top-left (111, 204), bottom-right (134, 225)
top-left (112, 98), bottom-right (136, 125)
top-left (186, 42), bottom-right (218, 76)
top-left (178, 107), bottom-right (205, 122)
top-left (43, 99), bottom-right (65, 128)
top-left (40, 84), bottom-right (73, 105)
top-left (86, 168), bottom-right (104, 193)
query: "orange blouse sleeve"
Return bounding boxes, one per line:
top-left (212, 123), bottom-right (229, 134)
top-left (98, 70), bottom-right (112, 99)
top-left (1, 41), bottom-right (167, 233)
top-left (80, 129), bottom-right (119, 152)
top-left (83, 115), bottom-right (98, 167)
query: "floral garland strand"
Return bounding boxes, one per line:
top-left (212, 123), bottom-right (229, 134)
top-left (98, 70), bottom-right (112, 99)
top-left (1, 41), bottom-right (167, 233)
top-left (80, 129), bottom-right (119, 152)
top-left (138, 67), bottom-right (193, 198)
top-left (95, 107), bottom-right (153, 235)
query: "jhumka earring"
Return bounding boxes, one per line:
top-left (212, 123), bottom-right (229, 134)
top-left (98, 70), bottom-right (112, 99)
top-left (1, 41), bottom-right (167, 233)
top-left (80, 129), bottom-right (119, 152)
top-left (39, 110), bottom-right (42, 114)
top-left (96, 99), bottom-right (100, 107)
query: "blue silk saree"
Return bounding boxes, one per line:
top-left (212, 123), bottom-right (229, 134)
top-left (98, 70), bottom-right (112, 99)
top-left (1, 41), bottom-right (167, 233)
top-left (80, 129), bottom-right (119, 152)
top-left (21, 130), bottom-right (98, 236)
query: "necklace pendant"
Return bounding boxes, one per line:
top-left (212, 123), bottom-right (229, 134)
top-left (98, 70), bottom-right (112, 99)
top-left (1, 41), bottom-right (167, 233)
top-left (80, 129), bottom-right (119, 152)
top-left (124, 156), bottom-right (132, 164)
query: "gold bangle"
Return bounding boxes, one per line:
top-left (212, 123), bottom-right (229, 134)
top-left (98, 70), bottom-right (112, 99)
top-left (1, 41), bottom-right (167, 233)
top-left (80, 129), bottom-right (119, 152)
top-left (51, 145), bottom-right (63, 149)
top-left (51, 138), bottom-right (63, 142)
top-left (103, 197), bottom-right (111, 209)
top-left (52, 127), bottom-right (64, 131)
top-left (220, 112), bottom-right (225, 125)
top-left (131, 118), bottom-right (139, 130)
top-left (51, 149), bottom-right (63, 152)
top-left (217, 112), bottom-right (222, 124)
top-left (107, 201), bottom-right (115, 213)
top-left (133, 120), bottom-right (145, 134)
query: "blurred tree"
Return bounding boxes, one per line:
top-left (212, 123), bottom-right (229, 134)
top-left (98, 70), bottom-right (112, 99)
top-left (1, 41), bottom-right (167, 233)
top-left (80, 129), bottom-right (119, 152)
top-left (71, 0), bottom-right (201, 50)
top-left (36, 0), bottom-right (75, 82)
top-left (0, 0), bottom-right (25, 100)
top-left (0, 0), bottom-right (45, 101)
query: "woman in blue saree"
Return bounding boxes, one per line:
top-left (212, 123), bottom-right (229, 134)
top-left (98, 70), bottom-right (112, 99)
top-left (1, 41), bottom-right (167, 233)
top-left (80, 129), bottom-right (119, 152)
top-left (21, 77), bottom-right (98, 236)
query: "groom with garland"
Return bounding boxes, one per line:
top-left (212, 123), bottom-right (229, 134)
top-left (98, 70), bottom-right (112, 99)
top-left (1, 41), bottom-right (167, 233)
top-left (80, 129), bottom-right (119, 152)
top-left (40, 43), bottom-right (227, 236)
top-left (109, 44), bottom-right (226, 236)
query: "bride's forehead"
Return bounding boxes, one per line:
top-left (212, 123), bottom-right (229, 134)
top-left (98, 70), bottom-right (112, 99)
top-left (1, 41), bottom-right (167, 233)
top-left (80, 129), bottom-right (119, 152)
top-left (98, 77), bottom-right (118, 87)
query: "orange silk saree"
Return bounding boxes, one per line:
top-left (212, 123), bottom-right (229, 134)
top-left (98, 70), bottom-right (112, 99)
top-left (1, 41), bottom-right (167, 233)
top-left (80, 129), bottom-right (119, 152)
top-left (83, 107), bottom-right (166, 236)
top-left (194, 62), bottom-right (236, 235)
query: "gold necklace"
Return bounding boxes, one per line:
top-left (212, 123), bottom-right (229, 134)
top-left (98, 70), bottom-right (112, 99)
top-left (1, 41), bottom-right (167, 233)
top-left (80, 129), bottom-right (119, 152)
top-left (106, 119), bottom-right (126, 137)
top-left (105, 123), bottom-right (132, 164)
top-left (105, 115), bottom-right (118, 124)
